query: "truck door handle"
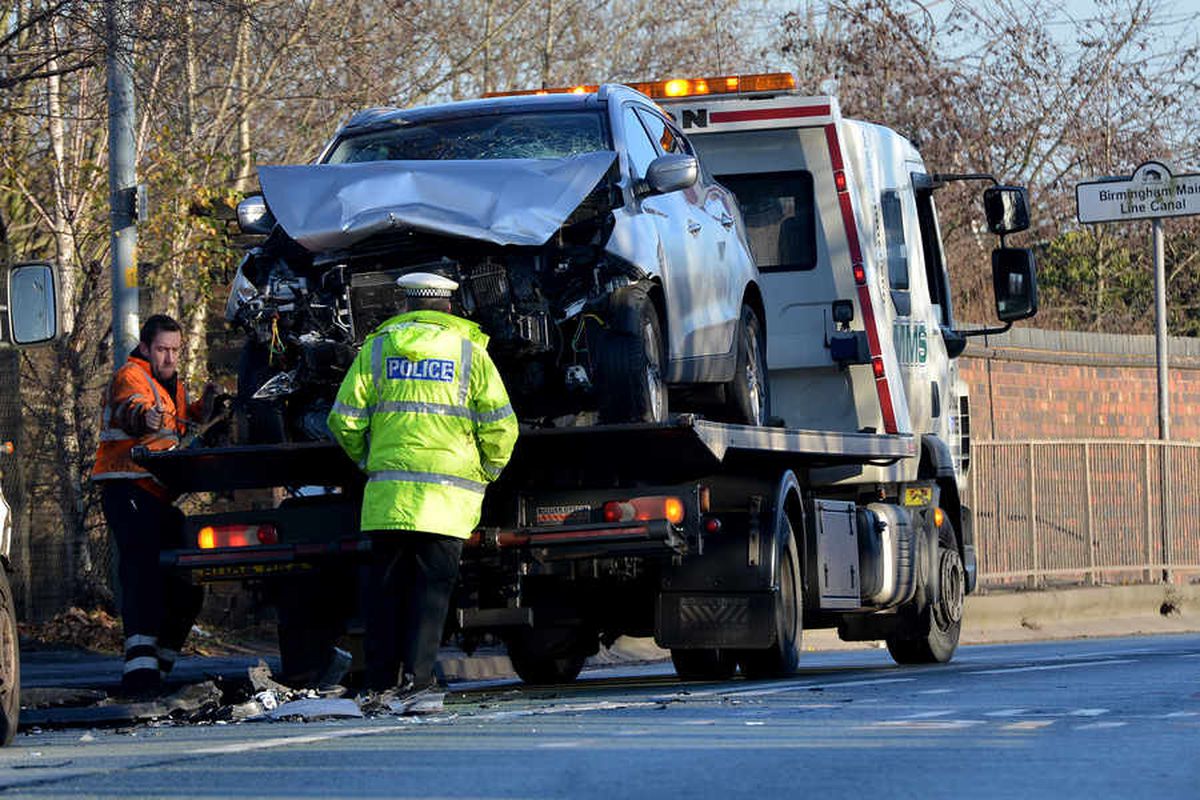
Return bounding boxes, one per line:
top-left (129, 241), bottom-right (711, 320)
top-left (720, 213), bottom-right (734, 229)
top-left (687, 221), bottom-right (702, 236)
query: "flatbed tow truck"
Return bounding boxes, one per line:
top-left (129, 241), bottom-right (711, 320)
top-left (139, 72), bottom-right (1039, 683)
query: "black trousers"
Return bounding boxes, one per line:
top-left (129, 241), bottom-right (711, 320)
top-left (100, 482), bottom-right (204, 652)
top-left (364, 531), bottom-right (463, 690)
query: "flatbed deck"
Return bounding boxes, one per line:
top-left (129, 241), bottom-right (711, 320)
top-left (134, 415), bottom-right (917, 493)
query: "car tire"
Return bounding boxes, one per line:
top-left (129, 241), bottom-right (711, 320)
top-left (505, 627), bottom-right (589, 685)
top-left (0, 569), bottom-right (20, 746)
top-left (598, 286), bottom-right (668, 424)
top-left (670, 648), bottom-right (738, 681)
top-left (725, 304), bottom-right (769, 426)
top-left (886, 520), bottom-right (964, 665)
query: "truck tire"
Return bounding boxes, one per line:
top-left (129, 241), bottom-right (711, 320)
top-left (505, 628), bottom-right (588, 685)
top-left (724, 304), bottom-right (770, 426)
top-left (886, 519), bottom-right (964, 665)
top-left (0, 569), bottom-right (19, 745)
top-left (670, 648), bottom-right (737, 681)
top-left (598, 286), bottom-right (668, 424)
top-left (736, 516), bottom-right (803, 678)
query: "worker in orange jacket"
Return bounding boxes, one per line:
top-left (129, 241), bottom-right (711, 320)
top-left (92, 314), bottom-right (212, 696)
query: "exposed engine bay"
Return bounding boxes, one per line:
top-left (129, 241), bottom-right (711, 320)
top-left (225, 154), bottom-right (645, 439)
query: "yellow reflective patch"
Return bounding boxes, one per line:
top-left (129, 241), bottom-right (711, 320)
top-left (903, 487), bottom-right (932, 507)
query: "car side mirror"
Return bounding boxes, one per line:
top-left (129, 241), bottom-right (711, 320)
top-left (644, 154), bottom-right (698, 196)
top-left (236, 195), bottom-right (276, 235)
top-left (983, 186), bottom-right (1030, 235)
top-left (5, 262), bottom-right (61, 346)
top-left (992, 247), bottom-right (1038, 322)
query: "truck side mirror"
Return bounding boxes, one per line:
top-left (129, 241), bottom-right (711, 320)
top-left (644, 154), bottom-right (698, 196)
top-left (5, 262), bottom-right (61, 346)
top-left (983, 186), bottom-right (1030, 235)
top-left (992, 247), bottom-right (1038, 322)
top-left (236, 195), bottom-right (276, 235)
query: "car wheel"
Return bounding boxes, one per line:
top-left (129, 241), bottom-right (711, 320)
top-left (0, 569), bottom-right (20, 745)
top-left (670, 648), bottom-right (738, 681)
top-left (886, 520), bottom-right (964, 665)
top-left (725, 304), bottom-right (769, 426)
top-left (598, 286), bottom-right (669, 424)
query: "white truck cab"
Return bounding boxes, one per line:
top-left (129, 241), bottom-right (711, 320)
top-left (646, 75), bottom-right (1036, 493)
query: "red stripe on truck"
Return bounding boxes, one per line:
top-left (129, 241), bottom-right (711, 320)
top-left (710, 105), bottom-right (831, 124)
top-left (823, 124), bottom-right (899, 434)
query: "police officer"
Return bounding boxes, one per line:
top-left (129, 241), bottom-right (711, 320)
top-left (92, 314), bottom-right (211, 695)
top-left (327, 273), bottom-right (518, 699)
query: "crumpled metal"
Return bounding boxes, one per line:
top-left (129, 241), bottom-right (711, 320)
top-left (258, 151), bottom-right (616, 251)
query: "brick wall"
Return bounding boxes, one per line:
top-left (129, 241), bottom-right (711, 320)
top-left (960, 328), bottom-right (1200, 441)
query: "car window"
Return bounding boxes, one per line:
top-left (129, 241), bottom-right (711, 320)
top-left (325, 111), bottom-right (609, 162)
top-left (634, 107), bottom-right (691, 156)
top-left (880, 189), bottom-right (909, 291)
top-left (717, 171), bottom-right (818, 272)
top-left (622, 106), bottom-right (660, 178)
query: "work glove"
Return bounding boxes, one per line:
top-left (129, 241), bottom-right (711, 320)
top-left (142, 402), bottom-right (165, 433)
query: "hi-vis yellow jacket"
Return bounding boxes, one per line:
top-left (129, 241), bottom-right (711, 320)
top-left (327, 310), bottom-right (519, 539)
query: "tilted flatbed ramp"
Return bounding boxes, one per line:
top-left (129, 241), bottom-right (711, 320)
top-left (134, 415), bottom-right (916, 493)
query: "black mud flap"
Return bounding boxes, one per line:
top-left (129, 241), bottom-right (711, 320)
top-left (655, 592), bottom-right (775, 649)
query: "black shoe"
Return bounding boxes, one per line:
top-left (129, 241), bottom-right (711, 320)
top-left (120, 667), bottom-right (162, 700)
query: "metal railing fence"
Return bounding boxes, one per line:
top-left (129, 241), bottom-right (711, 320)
top-left (970, 440), bottom-right (1200, 588)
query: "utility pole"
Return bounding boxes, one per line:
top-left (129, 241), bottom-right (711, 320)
top-left (106, 0), bottom-right (138, 365)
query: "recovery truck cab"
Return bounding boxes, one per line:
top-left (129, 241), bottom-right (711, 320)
top-left (142, 73), bottom-right (1037, 685)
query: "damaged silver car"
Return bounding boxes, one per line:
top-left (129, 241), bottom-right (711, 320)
top-left (226, 85), bottom-right (766, 436)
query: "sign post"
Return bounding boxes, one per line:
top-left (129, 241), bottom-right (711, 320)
top-left (1077, 161), bottom-right (1200, 583)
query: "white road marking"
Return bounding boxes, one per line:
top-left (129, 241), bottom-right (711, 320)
top-left (916, 689), bottom-right (954, 695)
top-left (714, 677), bottom-right (916, 699)
top-left (896, 710), bottom-right (956, 719)
top-left (866, 720), bottom-right (985, 731)
top-left (1001, 720), bottom-right (1055, 731)
top-left (968, 658), bottom-right (1136, 675)
top-left (1159, 711), bottom-right (1199, 718)
top-left (1074, 721), bottom-right (1127, 730)
top-left (1068, 708), bottom-right (1110, 717)
top-left (984, 708), bottom-right (1030, 717)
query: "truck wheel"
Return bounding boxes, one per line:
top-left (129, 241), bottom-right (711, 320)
top-left (670, 648), bottom-right (737, 681)
top-left (736, 517), bottom-right (803, 678)
top-left (724, 304), bottom-right (770, 426)
top-left (505, 628), bottom-right (588, 685)
top-left (598, 286), bottom-right (668, 424)
top-left (0, 570), bottom-right (19, 745)
top-left (886, 520), bottom-right (964, 665)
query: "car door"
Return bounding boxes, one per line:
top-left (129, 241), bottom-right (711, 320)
top-left (631, 106), bottom-right (734, 362)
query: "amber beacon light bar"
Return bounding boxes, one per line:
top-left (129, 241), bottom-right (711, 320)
top-left (484, 72), bottom-right (796, 99)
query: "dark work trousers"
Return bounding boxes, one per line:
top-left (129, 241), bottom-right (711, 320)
top-left (100, 482), bottom-right (204, 664)
top-left (364, 531), bottom-right (463, 690)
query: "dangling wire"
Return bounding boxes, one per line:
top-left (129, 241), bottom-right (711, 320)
top-left (268, 316), bottom-right (286, 366)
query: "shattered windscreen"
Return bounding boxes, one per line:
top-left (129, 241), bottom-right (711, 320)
top-left (326, 111), bottom-right (610, 163)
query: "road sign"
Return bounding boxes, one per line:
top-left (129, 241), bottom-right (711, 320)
top-left (1076, 161), bottom-right (1200, 224)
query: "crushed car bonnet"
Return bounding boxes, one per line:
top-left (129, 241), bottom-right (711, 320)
top-left (258, 151), bottom-right (617, 251)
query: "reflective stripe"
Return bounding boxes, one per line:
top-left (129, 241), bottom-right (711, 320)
top-left (376, 401), bottom-right (471, 419)
top-left (371, 336), bottom-right (384, 395)
top-left (458, 338), bottom-right (473, 405)
top-left (368, 470), bottom-right (486, 494)
top-left (92, 471), bottom-right (151, 480)
top-left (331, 401), bottom-right (371, 419)
top-left (482, 464), bottom-right (503, 480)
top-left (123, 656), bottom-right (160, 673)
top-left (125, 634), bottom-right (158, 649)
top-left (100, 429), bottom-right (135, 442)
top-left (147, 430), bottom-right (180, 444)
top-left (475, 403), bottom-right (514, 424)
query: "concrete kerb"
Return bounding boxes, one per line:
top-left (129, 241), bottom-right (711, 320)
top-left (437, 583), bottom-right (1200, 682)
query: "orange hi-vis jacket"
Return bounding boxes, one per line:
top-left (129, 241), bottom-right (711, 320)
top-left (92, 352), bottom-right (202, 500)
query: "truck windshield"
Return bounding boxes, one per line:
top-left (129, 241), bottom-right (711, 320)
top-left (326, 111), bottom-right (610, 163)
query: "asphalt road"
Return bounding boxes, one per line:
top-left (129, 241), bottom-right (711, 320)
top-left (2, 633), bottom-right (1197, 798)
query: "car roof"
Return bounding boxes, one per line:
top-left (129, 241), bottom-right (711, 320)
top-left (338, 85), bottom-right (649, 134)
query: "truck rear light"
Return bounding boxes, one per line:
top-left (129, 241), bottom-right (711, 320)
top-left (698, 485), bottom-right (711, 513)
top-left (602, 496), bottom-right (685, 524)
top-left (197, 524), bottom-right (278, 549)
top-left (704, 517), bottom-right (722, 534)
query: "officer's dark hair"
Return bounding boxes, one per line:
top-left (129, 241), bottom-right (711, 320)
top-left (139, 314), bottom-right (183, 345)
top-left (405, 296), bottom-right (453, 313)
